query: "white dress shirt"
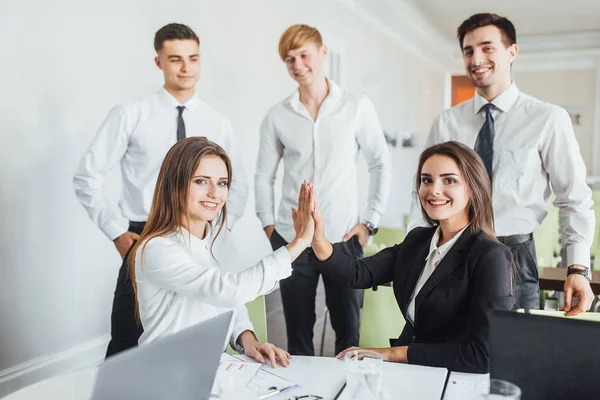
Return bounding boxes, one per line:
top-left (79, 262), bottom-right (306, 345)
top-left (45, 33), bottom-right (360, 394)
top-left (73, 87), bottom-right (248, 240)
top-left (135, 226), bottom-right (291, 348)
top-left (406, 225), bottom-right (468, 325)
top-left (255, 80), bottom-right (392, 243)
top-left (407, 83), bottom-right (595, 268)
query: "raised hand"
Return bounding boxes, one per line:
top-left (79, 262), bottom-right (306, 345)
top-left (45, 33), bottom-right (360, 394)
top-left (309, 183), bottom-right (326, 247)
top-left (285, 181), bottom-right (316, 261)
top-left (291, 180), bottom-right (315, 247)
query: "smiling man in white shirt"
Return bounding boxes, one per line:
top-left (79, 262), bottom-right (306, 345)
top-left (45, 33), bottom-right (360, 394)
top-left (255, 24), bottom-right (391, 356)
top-left (407, 13), bottom-right (595, 314)
top-left (73, 23), bottom-right (248, 357)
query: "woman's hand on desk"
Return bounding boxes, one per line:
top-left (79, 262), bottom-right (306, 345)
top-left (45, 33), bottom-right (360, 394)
top-left (239, 330), bottom-right (292, 368)
top-left (336, 346), bottom-right (409, 363)
top-left (286, 181), bottom-right (316, 260)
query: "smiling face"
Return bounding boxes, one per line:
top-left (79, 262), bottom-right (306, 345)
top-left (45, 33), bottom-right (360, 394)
top-left (462, 25), bottom-right (517, 98)
top-left (155, 39), bottom-right (200, 94)
top-left (284, 42), bottom-right (327, 87)
top-left (186, 155), bottom-right (229, 224)
top-left (419, 154), bottom-right (470, 227)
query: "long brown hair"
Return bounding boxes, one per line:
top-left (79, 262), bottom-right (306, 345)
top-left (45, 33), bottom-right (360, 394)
top-left (128, 136), bottom-right (232, 319)
top-left (415, 141), bottom-right (496, 241)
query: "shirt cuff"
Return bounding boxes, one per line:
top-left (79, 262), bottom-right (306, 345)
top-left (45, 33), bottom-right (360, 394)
top-left (230, 325), bottom-right (255, 354)
top-left (362, 210), bottom-right (382, 227)
top-left (257, 212), bottom-right (275, 229)
top-left (566, 243), bottom-right (591, 269)
top-left (102, 220), bottom-right (129, 241)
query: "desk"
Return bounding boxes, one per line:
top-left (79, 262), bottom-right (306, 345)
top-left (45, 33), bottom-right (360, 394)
top-left (2, 356), bottom-right (485, 400)
top-left (230, 354), bottom-right (448, 399)
top-left (539, 267), bottom-right (600, 293)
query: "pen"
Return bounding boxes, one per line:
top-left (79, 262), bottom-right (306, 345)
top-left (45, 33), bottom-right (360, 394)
top-left (258, 386), bottom-right (282, 399)
top-left (333, 382), bottom-right (346, 400)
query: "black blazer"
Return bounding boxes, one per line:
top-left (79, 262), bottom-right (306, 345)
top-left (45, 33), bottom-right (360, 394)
top-left (311, 226), bottom-right (515, 373)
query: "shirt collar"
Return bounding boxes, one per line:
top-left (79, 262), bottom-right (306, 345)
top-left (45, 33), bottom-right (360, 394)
top-left (286, 78), bottom-right (341, 112)
top-left (158, 86), bottom-right (201, 112)
top-left (425, 224), bottom-right (470, 261)
top-left (473, 82), bottom-right (519, 114)
top-left (176, 225), bottom-right (212, 252)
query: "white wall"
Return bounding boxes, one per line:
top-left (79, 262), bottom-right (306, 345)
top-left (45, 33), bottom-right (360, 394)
top-left (513, 69), bottom-right (597, 173)
top-left (0, 0), bottom-right (445, 395)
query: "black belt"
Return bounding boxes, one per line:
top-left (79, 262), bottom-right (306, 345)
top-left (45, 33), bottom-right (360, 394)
top-left (497, 233), bottom-right (533, 245)
top-left (129, 221), bottom-right (146, 230)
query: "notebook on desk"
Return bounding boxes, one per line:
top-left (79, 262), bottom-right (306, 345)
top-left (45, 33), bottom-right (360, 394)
top-left (92, 311), bottom-right (233, 400)
top-left (489, 310), bottom-right (600, 400)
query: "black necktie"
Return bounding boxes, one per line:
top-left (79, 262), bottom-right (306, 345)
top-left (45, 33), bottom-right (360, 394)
top-left (475, 103), bottom-right (494, 183)
top-left (177, 106), bottom-right (186, 141)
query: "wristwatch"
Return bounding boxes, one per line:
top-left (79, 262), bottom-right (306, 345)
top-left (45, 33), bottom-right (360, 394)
top-left (362, 221), bottom-right (378, 236)
top-left (567, 266), bottom-right (592, 281)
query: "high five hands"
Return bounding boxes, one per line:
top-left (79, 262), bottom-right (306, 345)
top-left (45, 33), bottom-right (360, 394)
top-left (288, 181), bottom-right (333, 261)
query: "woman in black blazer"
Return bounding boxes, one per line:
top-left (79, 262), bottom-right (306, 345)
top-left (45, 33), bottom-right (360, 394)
top-left (306, 141), bottom-right (515, 373)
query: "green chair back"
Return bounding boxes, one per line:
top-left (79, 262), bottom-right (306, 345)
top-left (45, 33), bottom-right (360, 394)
top-left (363, 243), bottom-right (386, 258)
top-left (359, 287), bottom-right (405, 348)
top-left (594, 224), bottom-right (600, 271)
top-left (533, 200), bottom-right (560, 268)
top-left (373, 227), bottom-right (405, 247)
top-left (226, 296), bottom-right (267, 354)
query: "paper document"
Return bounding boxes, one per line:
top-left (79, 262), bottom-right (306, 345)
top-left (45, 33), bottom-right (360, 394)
top-left (443, 372), bottom-right (489, 400)
top-left (221, 354), bottom-right (299, 396)
top-left (248, 367), bottom-right (299, 395)
top-left (210, 359), bottom-right (262, 397)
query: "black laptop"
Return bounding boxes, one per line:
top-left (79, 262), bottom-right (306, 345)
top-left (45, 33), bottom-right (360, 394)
top-left (489, 310), bottom-right (600, 400)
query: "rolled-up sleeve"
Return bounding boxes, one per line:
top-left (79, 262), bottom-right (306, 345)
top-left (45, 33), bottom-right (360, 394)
top-left (354, 96), bottom-right (391, 226)
top-left (219, 119), bottom-right (249, 228)
top-left (541, 107), bottom-right (595, 268)
top-left (255, 113), bottom-right (283, 228)
top-left (73, 105), bottom-right (133, 240)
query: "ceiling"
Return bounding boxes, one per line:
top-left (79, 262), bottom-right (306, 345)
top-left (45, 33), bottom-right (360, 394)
top-left (402, 0), bottom-right (600, 38)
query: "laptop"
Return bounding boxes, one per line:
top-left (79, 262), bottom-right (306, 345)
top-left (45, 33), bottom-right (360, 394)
top-left (92, 311), bottom-right (233, 400)
top-left (489, 310), bottom-right (600, 400)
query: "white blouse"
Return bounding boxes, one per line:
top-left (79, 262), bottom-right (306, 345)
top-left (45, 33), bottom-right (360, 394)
top-left (406, 225), bottom-right (469, 325)
top-left (135, 227), bottom-right (291, 350)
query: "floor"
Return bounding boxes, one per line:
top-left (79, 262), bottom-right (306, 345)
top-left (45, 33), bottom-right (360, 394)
top-left (265, 279), bottom-right (337, 357)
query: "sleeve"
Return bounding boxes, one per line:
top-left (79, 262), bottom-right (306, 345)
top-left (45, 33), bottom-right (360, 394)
top-left (72, 104), bottom-right (133, 240)
top-left (541, 107), bottom-right (595, 268)
top-left (310, 241), bottom-right (402, 288)
top-left (406, 116), bottom-right (443, 233)
top-left (254, 113), bottom-right (283, 228)
top-left (354, 96), bottom-right (392, 226)
top-left (140, 237), bottom-right (292, 308)
top-left (229, 305), bottom-right (254, 353)
top-left (220, 119), bottom-right (249, 229)
top-left (406, 244), bottom-right (515, 373)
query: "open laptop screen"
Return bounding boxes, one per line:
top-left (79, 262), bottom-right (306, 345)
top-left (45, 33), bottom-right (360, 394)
top-left (489, 310), bottom-right (600, 400)
top-left (92, 310), bottom-right (233, 400)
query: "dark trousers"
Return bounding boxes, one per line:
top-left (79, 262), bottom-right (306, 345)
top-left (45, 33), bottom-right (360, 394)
top-left (498, 233), bottom-right (540, 310)
top-left (105, 222), bottom-right (145, 358)
top-left (270, 230), bottom-right (363, 356)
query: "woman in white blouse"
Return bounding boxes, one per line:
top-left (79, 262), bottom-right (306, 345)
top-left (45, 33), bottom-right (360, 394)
top-left (129, 136), bottom-right (315, 368)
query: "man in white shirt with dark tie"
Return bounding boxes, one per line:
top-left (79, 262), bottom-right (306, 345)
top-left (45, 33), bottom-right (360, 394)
top-left (407, 13), bottom-right (595, 314)
top-left (73, 23), bottom-right (248, 357)
top-left (255, 24), bottom-right (391, 356)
